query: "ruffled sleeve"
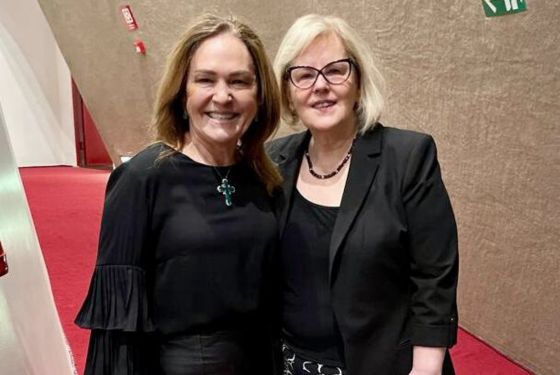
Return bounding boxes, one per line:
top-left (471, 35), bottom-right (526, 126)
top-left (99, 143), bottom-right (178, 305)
top-left (82, 330), bottom-right (158, 375)
top-left (75, 158), bottom-right (157, 373)
top-left (75, 265), bottom-right (154, 332)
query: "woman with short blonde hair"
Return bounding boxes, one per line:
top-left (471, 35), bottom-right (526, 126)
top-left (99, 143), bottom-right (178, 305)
top-left (274, 14), bottom-right (385, 132)
top-left (269, 14), bottom-right (459, 375)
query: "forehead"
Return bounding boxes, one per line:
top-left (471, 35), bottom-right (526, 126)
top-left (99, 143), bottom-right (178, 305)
top-left (189, 32), bottom-right (255, 73)
top-left (292, 32), bottom-right (347, 68)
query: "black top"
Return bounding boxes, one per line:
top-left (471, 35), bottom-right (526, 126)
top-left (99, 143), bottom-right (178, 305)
top-left (76, 143), bottom-right (278, 373)
top-left (281, 189), bottom-right (344, 366)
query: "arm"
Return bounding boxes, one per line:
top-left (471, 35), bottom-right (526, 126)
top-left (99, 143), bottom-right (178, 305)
top-left (402, 135), bottom-right (459, 372)
top-left (76, 162), bottom-right (156, 374)
top-left (410, 346), bottom-right (446, 375)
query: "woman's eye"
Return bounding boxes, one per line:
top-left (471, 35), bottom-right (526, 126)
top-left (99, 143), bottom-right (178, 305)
top-left (296, 72), bottom-right (315, 81)
top-left (195, 77), bottom-right (214, 85)
top-left (325, 68), bottom-right (343, 76)
top-left (230, 79), bottom-right (252, 88)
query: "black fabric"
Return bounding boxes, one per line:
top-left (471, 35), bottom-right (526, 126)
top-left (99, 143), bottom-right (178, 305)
top-left (75, 265), bottom-right (154, 332)
top-left (84, 330), bottom-right (159, 375)
top-left (267, 124), bottom-right (458, 375)
top-left (159, 331), bottom-right (255, 375)
top-left (281, 190), bottom-right (343, 366)
top-left (76, 143), bottom-right (278, 374)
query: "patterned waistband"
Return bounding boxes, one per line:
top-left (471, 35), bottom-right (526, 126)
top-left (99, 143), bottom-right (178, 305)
top-left (282, 343), bottom-right (346, 375)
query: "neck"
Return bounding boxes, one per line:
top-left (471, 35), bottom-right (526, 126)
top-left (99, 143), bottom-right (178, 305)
top-left (181, 133), bottom-right (238, 166)
top-left (308, 123), bottom-right (357, 171)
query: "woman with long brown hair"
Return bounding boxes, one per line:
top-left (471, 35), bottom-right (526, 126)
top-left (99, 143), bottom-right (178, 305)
top-left (76, 14), bottom-right (282, 374)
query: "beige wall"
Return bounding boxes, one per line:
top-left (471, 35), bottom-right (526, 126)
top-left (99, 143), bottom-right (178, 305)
top-left (38, 1), bottom-right (559, 373)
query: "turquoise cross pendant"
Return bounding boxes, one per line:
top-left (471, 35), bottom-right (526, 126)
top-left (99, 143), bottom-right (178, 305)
top-left (217, 178), bottom-right (236, 207)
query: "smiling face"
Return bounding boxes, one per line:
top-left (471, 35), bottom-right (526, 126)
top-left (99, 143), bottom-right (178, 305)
top-left (288, 32), bottom-right (360, 134)
top-left (185, 32), bottom-right (258, 151)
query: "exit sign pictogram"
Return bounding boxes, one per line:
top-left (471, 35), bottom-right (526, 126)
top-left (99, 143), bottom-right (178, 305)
top-left (483, 0), bottom-right (528, 17)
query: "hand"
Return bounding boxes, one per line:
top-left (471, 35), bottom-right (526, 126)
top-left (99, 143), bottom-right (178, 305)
top-left (409, 346), bottom-right (445, 375)
top-left (409, 369), bottom-right (441, 375)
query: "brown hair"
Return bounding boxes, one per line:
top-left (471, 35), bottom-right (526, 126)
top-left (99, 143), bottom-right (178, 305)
top-left (152, 14), bottom-right (282, 193)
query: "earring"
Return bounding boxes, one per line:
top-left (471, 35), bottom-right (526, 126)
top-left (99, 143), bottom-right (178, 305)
top-left (182, 109), bottom-right (188, 120)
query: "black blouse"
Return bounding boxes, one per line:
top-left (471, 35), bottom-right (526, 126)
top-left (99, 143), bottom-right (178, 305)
top-left (75, 143), bottom-right (278, 374)
top-left (281, 189), bottom-right (344, 366)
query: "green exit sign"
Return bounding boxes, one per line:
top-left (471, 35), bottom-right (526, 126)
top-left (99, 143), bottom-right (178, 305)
top-left (483, 0), bottom-right (528, 17)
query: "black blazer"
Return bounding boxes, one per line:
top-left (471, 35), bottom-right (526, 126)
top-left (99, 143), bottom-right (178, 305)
top-left (267, 124), bottom-right (459, 375)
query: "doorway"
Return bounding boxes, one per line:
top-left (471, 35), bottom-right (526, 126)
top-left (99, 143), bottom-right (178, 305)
top-left (72, 80), bottom-right (112, 168)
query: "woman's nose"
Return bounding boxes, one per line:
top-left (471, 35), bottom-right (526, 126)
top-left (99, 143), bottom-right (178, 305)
top-left (212, 82), bottom-right (232, 103)
top-left (313, 73), bottom-right (330, 92)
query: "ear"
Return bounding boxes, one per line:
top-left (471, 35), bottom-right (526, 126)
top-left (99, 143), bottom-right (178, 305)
top-left (354, 96), bottom-right (361, 112)
top-left (288, 101), bottom-right (294, 113)
top-left (183, 95), bottom-right (189, 119)
top-left (354, 87), bottom-right (362, 111)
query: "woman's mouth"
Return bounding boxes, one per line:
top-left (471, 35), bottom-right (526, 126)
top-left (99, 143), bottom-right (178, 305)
top-left (312, 100), bottom-right (336, 109)
top-left (206, 112), bottom-right (238, 121)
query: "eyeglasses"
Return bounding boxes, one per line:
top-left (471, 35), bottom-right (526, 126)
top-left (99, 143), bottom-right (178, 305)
top-left (285, 58), bottom-right (356, 89)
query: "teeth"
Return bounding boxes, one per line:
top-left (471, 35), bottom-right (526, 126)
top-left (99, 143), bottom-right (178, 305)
top-left (207, 112), bottom-right (237, 120)
top-left (314, 101), bottom-right (334, 108)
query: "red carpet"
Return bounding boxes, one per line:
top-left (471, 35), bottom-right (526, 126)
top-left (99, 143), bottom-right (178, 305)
top-left (21, 166), bottom-right (109, 374)
top-left (20, 166), bottom-right (533, 374)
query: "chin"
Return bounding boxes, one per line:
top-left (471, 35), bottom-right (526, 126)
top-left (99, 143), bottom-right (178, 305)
top-left (306, 112), bottom-right (357, 133)
top-left (304, 119), bottom-right (343, 132)
top-left (205, 130), bottom-right (243, 145)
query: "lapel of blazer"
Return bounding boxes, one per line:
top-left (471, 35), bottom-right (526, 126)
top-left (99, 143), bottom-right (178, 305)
top-left (276, 131), bottom-right (310, 238)
top-left (329, 125), bottom-right (383, 284)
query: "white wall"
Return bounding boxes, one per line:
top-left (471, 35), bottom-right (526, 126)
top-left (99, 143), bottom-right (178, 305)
top-left (0, 102), bottom-right (75, 374)
top-left (0, 0), bottom-right (75, 167)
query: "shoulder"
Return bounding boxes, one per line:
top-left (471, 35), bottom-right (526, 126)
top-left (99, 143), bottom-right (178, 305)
top-left (371, 125), bottom-right (438, 166)
top-left (266, 131), bottom-right (308, 162)
top-left (379, 125), bottom-right (434, 151)
top-left (126, 142), bottom-right (170, 171)
top-left (107, 142), bottom-right (170, 190)
top-left (358, 124), bottom-right (440, 180)
top-left (375, 125), bottom-right (443, 189)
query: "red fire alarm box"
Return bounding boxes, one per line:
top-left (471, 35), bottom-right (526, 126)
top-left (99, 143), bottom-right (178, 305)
top-left (0, 241), bottom-right (8, 277)
top-left (120, 5), bottom-right (139, 31)
top-left (134, 39), bottom-right (146, 54)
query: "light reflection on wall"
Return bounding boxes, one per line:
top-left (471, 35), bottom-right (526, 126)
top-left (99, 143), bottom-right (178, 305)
top-left (0, 102), bottom-right (75, 374)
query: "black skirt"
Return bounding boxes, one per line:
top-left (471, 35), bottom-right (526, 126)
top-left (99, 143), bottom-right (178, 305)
top-left (159, 330), bottom-right (253, 375)
top-left (83, 329), bottom-right (273, 375)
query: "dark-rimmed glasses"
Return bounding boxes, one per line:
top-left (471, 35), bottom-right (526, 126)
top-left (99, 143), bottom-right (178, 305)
top-left (285, 58), bottom-right (355, 89)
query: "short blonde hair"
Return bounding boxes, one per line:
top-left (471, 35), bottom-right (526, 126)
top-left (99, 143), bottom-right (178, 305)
top-left (152, 14), bottom-right (282, 193)
top-left (274, 14), bottom-right (385, 133)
